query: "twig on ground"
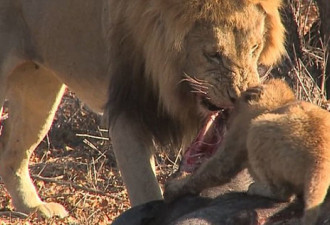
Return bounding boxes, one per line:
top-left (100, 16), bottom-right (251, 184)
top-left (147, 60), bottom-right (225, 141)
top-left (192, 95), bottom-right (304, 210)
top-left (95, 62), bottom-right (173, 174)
top-left (31, 174), bottom-right (122, 201)
top-left (76, 133), bottom-right (109, 141)
top-left (0, 211), bottom-right (28, 219)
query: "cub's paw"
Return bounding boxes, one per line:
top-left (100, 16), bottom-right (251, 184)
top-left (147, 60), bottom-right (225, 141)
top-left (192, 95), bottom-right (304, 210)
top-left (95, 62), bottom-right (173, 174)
top-left (163, 177), bottom-right (191, 203)
top-left (243, 86), bottom-right (263, 102)
top-left (35, 202), bottom-right (68, 218)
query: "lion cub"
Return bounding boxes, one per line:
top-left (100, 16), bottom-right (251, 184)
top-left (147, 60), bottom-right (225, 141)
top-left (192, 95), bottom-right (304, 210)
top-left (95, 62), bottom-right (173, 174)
top-left (164, 79), bottom-right (330, 225)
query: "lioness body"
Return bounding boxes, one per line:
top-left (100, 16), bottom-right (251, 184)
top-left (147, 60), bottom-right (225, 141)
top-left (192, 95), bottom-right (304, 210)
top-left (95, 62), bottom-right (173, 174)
top-left (164, 79), bottom-right (330, 225)
top-left (0, 0), bottom-right (284, 217)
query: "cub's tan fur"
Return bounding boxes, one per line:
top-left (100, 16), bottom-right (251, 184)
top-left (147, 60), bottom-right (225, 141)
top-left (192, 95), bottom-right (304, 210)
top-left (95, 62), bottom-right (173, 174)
top-left (164, 79), bottom-right (330, 225)
top-left (0, 0), bottom-right (284, 217)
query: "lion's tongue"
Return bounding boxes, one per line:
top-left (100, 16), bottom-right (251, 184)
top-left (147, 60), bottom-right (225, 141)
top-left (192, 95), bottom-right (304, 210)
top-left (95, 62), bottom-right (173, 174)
top-left (179, 112), bottom-right (225, 173)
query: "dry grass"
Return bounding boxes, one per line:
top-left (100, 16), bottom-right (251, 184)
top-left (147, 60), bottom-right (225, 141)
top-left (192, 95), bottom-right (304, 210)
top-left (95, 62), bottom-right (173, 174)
top-left (0, 91), bottom-right (174, 225)
top-left (284, 0), bottom-right (328, 105)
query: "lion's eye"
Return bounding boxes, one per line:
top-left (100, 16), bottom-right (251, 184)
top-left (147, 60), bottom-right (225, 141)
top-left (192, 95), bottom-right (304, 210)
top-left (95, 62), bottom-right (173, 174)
top-left (251, 44), bottom-right (259, 54)
top-left (206, 52), bottom-right (222, 65)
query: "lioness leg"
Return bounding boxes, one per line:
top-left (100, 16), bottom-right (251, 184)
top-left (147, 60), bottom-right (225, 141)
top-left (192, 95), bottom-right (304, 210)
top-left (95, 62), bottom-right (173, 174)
top-left (0, 62), bottom-right (67, 218)
top-left (110, 114), bottom-right (163, 206)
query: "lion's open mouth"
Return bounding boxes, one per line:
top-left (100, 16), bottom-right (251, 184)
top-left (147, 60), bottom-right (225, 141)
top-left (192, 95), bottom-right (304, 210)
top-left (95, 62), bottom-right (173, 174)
top-left (179, 109), bottom-right (228, 173)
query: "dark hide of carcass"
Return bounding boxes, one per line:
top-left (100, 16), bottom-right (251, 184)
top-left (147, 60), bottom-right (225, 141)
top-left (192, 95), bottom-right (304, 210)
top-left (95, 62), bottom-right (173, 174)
top-left (113, 169), bottom-right (330, 225)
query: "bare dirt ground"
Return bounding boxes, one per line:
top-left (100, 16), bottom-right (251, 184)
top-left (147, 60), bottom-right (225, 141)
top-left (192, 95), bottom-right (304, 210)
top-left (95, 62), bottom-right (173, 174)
top-left (0, 91), bottom-right (175, 225)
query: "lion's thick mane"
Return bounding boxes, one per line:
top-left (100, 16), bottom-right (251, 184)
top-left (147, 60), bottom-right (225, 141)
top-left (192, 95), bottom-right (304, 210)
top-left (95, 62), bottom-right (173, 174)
top-left (106, 0), bottom-right (285, 148)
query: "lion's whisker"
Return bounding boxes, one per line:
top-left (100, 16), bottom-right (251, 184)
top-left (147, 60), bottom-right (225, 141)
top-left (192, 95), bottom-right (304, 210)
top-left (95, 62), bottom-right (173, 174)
top-left (191, 90), bottom-right (208, 95)
top-left (181, 73), bottom-right (210, 96)
top-left (190, 84), bottom-right (208, 93)
top-left (205, 83), bottom-right (215, 89)
top-left (181, 78), bottom-right (204, 86)
top-left (190, 83), bottom-right (208, 90)
top-left (182, 73), bottom-right (207, 85)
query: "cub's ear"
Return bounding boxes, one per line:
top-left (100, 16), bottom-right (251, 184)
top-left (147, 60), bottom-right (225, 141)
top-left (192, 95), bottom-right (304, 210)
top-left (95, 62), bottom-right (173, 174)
top-left (242, 86), bottom-right (264, 103)
top-left (248, 0), bottom-right (286, 66)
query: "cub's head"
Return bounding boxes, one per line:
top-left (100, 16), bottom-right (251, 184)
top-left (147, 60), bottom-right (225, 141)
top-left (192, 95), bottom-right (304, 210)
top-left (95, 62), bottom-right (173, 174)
top-left (224, 79), bottom-right (295, 130)
top-left (238, 79), bottom-right (295, 113)
top-left (148, 0), bottom-right (286, 121)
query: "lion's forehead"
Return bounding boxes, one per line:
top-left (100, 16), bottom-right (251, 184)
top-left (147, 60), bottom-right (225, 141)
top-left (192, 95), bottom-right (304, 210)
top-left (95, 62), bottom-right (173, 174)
top-left (190, 19), bottom-right (264, 45)
top-left (199, 3), bottom-right (265, 27)
top-left (189, 7), bottom-right (266, 48)
top-left (186, 23), bottom-right (264, 62)
top-left (191, 0), bottom-right (265, 22)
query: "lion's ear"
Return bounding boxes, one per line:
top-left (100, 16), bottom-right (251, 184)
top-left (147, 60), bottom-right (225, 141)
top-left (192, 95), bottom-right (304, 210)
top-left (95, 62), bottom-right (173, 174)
top-left (249, 0), bottom-right (286, 66)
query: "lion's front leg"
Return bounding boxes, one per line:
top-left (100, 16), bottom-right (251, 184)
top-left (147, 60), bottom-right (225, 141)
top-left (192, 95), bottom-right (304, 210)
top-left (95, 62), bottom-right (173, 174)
top-left (110, 114), bottom-right (163, 206)
top-left (0, 63), bottom-right (68, 218)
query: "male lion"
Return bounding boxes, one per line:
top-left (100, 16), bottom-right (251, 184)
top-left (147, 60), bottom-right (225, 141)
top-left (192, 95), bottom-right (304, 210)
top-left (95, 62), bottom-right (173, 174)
top-left (164, 79), bottom-right (330, 225)
top-left (0, 0), bottom-right (285, 218)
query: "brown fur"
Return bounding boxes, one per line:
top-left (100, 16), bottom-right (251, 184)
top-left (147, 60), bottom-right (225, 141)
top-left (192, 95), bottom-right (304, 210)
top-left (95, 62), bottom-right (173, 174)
top-left (0, 0), bottom-right (285, 217)
top-left (164, 79), bottom-right (330, 225)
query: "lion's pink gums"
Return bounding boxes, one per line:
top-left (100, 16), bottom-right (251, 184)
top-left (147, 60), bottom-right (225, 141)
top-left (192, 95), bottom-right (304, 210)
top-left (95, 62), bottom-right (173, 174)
top-left (179, 112), bottom-right (225, 173)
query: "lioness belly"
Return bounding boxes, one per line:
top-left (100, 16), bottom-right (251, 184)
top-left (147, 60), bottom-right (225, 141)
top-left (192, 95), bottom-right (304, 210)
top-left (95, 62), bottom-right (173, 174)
top-left (21, 0), bottom-right (109, 112)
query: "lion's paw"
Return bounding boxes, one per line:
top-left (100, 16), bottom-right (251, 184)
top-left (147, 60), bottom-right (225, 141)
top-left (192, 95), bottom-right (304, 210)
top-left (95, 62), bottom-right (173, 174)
top-left (35, 202), bottom-right (68, 218)
top-left (163, 177), bottom-right (191, 203)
